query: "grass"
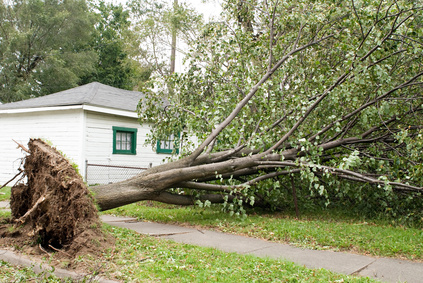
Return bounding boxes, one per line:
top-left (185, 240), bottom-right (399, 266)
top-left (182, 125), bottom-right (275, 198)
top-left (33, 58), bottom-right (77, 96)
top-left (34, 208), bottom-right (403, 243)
top-left (0, 187), bottom-right (416, 281)
top-left (0, 186), bottom-right (11, 201)
top-left (0, 260), bottom-right (75, 283)
top-left (106, 202), bottom-right (423, 261)
top-left (92, 224), bottom-right (375, 282)
top-left (0, 214), bottom-right (375, 282)
top-left (0, 186), bottom-right (11, 219)
top-left (0, 210), bottom-right (10, 219)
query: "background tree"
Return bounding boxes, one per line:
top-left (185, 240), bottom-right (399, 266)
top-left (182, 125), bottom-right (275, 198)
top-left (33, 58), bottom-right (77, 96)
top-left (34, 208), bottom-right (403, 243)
top-left (88, 0), bottom-right (423, 224)
top-left (0, 0), bottom-right (97, 103)
top-left (128, 0), bottom-right (203, 80)
top-left (80, 0), bottom-right (147, 90)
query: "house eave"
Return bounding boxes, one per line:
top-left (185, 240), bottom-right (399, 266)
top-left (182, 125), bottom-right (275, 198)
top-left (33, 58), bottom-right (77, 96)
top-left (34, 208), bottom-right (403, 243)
top-left (82, 105), bottom-right (138, 118)
top-left (0, 104), bottom-right (138, 118)
top-left (0, 105), bottom-right (83, 114)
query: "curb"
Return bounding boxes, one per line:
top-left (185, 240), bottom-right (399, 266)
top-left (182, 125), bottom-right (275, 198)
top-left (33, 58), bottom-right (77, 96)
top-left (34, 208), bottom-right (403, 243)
top-left (0, 249), bottom-right (119, 283)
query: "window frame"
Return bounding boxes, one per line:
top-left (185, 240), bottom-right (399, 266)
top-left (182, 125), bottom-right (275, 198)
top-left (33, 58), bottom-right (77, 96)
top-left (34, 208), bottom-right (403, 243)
top-left (156, 133), bottom-right (180, 154)
top-left (112, 126), bottom-right (137, 155)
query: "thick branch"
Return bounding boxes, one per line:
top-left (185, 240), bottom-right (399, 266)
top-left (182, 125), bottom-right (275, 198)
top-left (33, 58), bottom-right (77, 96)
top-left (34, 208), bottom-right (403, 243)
top-left (264, 71), bottom-right (351, 154)
top-left (176, 168), bottom-right (302, 192)
top-left (189, 34), bottom-right (334, 162)
top-left (150, 191), bottom-right (230, 206)
top-left (309, 73), bottom-right (423, 142)
top-left (256, 161), bottom-right (423, 193)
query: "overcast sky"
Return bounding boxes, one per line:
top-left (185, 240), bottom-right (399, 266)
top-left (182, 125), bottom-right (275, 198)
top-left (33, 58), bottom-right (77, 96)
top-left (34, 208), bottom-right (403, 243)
top-left (185, 0), bottom-right (222, 21)
top-left (107, 0), bottom-right (223, 21)
top-left (105, 0), bottom-right (223, 72)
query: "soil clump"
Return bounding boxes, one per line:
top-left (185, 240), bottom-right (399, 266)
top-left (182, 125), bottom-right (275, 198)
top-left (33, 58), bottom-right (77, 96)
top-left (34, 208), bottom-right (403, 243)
top-left (0, 139), bottom-right (114, 264)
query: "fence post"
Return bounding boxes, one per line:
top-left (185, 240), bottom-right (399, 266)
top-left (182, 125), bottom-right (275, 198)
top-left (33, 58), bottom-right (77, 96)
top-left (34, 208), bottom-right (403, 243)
top-left (85, 160), bottom-right (88, 183)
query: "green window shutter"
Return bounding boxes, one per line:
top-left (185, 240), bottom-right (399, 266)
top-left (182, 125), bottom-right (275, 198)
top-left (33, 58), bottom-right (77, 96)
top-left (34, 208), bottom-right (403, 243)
top-left (157, 133), bottom-right (180, 154)
top-left (113, 126), bottom-right (137, 155)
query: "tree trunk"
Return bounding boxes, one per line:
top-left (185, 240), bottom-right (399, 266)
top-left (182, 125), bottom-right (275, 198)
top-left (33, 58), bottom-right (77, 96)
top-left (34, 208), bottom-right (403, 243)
top-left (90, 138), bottom-right (423, 211)
top-left (170, 0), bottom-right (178, 74)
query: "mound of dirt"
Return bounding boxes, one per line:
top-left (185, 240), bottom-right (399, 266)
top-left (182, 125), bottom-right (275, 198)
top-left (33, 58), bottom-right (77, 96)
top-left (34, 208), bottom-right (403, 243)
top-left (0, 139), bottom-right (113, 259)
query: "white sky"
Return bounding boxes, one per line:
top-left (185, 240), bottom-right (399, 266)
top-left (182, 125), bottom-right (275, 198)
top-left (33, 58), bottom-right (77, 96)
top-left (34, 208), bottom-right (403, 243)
top-left (105, 0), bottom-right (223, 72)
top-left (107, 0), bottom-right (223, 21)
top-left (175, 0), bottom-right (223, 71)
top-left (185, 0), bottom-right (223, 21)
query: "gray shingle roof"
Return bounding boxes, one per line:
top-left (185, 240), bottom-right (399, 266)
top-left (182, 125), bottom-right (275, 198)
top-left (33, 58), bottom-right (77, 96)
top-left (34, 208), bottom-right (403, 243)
top-left (0, 82), bottom-right (144, 112)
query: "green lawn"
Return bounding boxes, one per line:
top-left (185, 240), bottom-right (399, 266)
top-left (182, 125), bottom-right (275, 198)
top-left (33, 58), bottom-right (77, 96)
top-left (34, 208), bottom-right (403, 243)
top-left (0, 186), bottom-right (417, 281)
top-left (106, 202), bottom-right (423, 261)
top-left (0, 186), bottom-right (11, 201)
top-left (0, 260), bottom-right (76, 283)
top-left (96, 224), bottom-right (375, 282)
top-left (0, 219), bottom-right (375, 282)
top-left (0, 187), bottom-right (377, 282)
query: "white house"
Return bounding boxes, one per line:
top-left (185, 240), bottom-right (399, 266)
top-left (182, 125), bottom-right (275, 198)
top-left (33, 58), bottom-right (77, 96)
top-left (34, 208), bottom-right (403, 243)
top-left (0, 82), bottom-right (176, 185)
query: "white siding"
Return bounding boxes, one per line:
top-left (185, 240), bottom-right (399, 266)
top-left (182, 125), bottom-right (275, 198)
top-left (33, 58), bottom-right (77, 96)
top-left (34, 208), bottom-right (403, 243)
top-left (84, 111), bottom-right (171, 184)
top-left (0, 107), bottom-right (174, 186)
top-left (0, 109), bottom-right (84, 185)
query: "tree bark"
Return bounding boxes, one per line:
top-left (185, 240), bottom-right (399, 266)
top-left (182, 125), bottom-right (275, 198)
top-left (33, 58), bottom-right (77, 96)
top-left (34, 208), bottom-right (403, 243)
top-left (170, 0), bottom-right (178, 74)
top-left (90, 135), bottom-right (423, 211)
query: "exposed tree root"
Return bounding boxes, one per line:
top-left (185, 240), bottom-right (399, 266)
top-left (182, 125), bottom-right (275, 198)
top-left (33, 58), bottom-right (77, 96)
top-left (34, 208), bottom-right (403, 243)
top-left (0, 138), bottom-right (113, 260)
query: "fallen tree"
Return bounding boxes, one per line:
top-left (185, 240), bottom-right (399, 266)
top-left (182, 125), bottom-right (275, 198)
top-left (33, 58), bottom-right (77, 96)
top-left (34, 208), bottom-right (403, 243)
top-left (91, 0), bottom-right (423, 220)
top-left (6, 1), bottom-right (423, 225)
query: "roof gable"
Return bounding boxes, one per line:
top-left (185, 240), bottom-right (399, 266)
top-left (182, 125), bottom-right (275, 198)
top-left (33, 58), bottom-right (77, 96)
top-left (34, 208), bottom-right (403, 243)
top-left (0, 82), bottom-right (144, 112)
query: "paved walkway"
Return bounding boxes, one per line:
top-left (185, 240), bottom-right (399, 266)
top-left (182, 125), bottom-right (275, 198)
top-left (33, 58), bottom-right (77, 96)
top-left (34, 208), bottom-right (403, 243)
top-left (0, 201), bottom-right (10, 210)
top-left (101, 215), bottom-right (423, 283)
top-left (1, 201), bottom-right (422, 282)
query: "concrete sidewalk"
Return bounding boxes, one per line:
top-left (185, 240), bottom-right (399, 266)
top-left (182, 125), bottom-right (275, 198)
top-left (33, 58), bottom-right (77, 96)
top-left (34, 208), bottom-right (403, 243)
top-left (1, 201), bottom-right (422, 283)
top-left (0, 201), bottom-right (10, 214)
top-left (101, 215), bottom-right (423, 283)
top-left (0, 201), bottom-right (9, 209)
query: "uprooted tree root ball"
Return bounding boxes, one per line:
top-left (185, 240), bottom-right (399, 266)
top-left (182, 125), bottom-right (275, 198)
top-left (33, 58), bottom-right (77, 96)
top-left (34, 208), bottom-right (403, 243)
top-left (0, 138), bottom-right (113, 259)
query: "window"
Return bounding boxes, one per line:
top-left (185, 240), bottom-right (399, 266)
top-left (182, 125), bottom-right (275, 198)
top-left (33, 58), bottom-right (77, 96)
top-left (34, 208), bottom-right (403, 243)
top-left (156, 133), bottom-right (180, 154)
top-left (113, 127), bottom-right (137, 155)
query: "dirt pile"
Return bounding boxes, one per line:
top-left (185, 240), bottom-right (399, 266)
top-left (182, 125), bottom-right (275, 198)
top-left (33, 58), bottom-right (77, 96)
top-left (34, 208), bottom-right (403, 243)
top-left (0, 138), bottom-right (113, 259)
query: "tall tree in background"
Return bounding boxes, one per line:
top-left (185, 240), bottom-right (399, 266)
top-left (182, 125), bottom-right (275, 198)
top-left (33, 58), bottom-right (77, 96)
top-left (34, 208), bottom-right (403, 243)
top-left (0, 0), bottom-right (97, 103)
top-left (128, 0), bottom-right (203, 80)
top-left (170, 0), bottom-right (178, 74)
top-left (80, 0), bottom-right (146, 90)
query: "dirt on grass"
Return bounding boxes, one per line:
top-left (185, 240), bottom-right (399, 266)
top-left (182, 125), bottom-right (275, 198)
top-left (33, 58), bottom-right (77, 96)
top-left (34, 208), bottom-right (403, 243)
top-left (0, 139), bottom-right (114, 267)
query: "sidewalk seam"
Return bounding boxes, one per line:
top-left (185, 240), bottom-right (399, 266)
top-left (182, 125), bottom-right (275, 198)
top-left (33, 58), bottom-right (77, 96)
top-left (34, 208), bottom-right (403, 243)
top-left (154, 232), bottom-right (191, 237)
top-left (349, 259), bottom-right (377, 276)
top-left (240, 244), bottom-right (278, 255)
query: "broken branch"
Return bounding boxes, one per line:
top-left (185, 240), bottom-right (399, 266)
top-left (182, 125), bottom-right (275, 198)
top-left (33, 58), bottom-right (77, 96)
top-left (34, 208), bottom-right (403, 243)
top-left (13, 139), bottom-right (29, 153)
top-left (15, 193), bottom-right (51, 224)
